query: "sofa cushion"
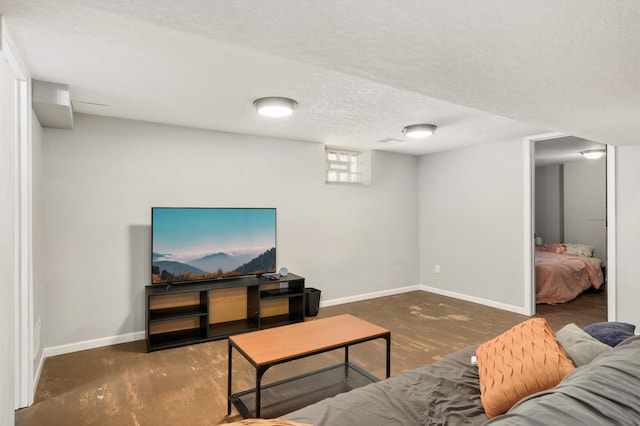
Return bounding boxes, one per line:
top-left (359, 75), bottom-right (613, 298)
top-left (475, 318), bottom-right (574, 419)
top-left (284, 345), bottom-right (488, 425)
top-left (583, 322), bottom-right (636, 347)
top-left (555, 323), bottom-right (611, 367)
top-left (483, 335), bottom-right (640, 425)
top-left (225, 420), bottom-right (312, 426)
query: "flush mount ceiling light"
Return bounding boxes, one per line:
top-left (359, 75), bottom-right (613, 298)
top-left (253, 97), bottom-right (298, 117)
top-left (580, 148), bottom-right (606, 160)
top-left (402, 124), bottom-right (437, 139)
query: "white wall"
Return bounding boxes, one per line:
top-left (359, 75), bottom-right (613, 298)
top-left (616, 145), bottom-right (640, 327)
top-left (535, 164), bottom-right (563, 244)
top-left (418, 139), bottom-right (525, 311)
top-left (31, 111), bottom-right (45, 373)
top-left (41, 114), bottom-right (419, 348)
top-left (33, 112), bottom-right (640, 360)
top-left (535, 159), bottom-right (607, 263)
top-left (564, 157), bottom-right (607, 262)
top-left (0, 43), bottom-right (17, 426)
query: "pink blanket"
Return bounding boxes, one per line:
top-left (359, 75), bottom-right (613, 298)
top-left (535, 251), bottom-right (604, 304)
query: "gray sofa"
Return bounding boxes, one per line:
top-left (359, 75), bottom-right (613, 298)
top-left (283, 335), bottom-right (640, 425)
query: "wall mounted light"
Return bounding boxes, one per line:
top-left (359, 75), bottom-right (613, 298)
top-left (253, 97), bottom-right (298, 117)
top-left (580, 148), bottom-right (606, 160)
top-left (402, 124), bottom-right (437, 139)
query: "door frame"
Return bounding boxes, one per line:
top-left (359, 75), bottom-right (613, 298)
top-left (523, 133), bottom-right (616, 319)
top-left (2, 18), bottom-right (34, 408)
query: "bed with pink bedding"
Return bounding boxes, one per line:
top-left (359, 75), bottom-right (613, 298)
top-left (535, 244), bottom-right (604, 304)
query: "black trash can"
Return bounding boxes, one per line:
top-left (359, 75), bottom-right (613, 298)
top-left (305, 288), bottom-right (321, 317)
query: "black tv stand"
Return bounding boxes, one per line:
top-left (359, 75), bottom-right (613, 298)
top-left (145, 273), bottom-right (305, 352)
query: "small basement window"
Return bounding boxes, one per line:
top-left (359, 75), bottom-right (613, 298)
top-left (326, 148), bottom-right (362, 184)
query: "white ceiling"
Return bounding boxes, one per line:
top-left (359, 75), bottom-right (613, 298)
top-left (2, 0), bottom-right (639, 156)
top-left (535, 136), bottom-right (606, 166)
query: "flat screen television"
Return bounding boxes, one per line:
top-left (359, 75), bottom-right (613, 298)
top-left (151, 207), bottom-right (276, 285)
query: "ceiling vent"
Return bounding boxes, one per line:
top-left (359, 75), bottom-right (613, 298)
top-left (377, 138), bottom-right (404, 144)
top-left (32, 80), bottom-right (74, 129)
top-left (71, 100), bottom-right (110, 115)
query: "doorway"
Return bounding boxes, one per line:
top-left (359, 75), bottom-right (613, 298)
top-left (524, 133), bottom-right (615, 320)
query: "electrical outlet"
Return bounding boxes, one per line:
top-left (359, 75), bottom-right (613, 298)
top-left (435, 264), bottom-right (441, 273)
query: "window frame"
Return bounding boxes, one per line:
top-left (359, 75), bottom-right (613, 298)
top-left (325, 147), bottom-right (362, 185)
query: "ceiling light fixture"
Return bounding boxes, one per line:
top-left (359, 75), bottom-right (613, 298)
top-left (402, 124), bottom-right (437, 139)
top-left (253, 97), bottom-right (298, 117)
top-left (580, 148), bottom-right (606, 160)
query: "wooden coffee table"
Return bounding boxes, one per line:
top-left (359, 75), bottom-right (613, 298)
top-left (227, 314), bottom-right (391, 418)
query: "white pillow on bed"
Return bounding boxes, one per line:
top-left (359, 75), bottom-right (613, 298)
top-left (564, 243), bottom-right (594, 257)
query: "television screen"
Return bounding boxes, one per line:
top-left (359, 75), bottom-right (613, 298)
top-left (151, 207), bottom-right (276, 284)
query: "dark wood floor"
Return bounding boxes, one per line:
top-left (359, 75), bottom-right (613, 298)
top-left (535, 285), bottom-right (607, 328)
top-left (15, 289), bottom-right (606, 426)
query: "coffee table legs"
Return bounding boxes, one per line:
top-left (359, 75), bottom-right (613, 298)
top-left (255, 366), bottom-right (269, 418)
top-left (229, 333), bottom-right (392, 418)
top-left (344, 346), bottom-right (349, 377)
top-left (345, 336), bottom-right (390, 378)
top-left (227, 341), bottom-right (232, 415)
top-left (385, 335), bottom-right (391, 378)
top-left (228, 339), bottom-right (267, 418)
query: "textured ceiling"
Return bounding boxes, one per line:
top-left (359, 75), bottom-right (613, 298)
top-left (1, 0), bottom-right (639, 155)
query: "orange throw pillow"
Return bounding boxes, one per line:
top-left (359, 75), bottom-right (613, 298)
top-left (475, 318), bottom-right (574, 419)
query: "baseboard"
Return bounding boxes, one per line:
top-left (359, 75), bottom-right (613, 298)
top-left (43, 330), bottom-right (145, 358)
top-left (419, 285), bottom-right (529, 316)
top-left (40, 287), bottom-right (423, 358)
top-left (33, 350), bottom-right (46, 401)
top-left (41, 284), bottom-right (525, 358)
top-left (319, 284), bottom-right (422, 308)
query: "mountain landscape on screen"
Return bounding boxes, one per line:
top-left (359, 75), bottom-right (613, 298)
top-left (188, 252), bottom-right (255, 273)
top-left (151, 260), bottom-right (206, 276)
top-left (151, 208), bottom-right (277, 284)
top-left (151, 248), bottom-right (275, 283)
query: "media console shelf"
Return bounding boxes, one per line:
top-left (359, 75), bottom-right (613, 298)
top-left (145, 273), bottom-right (305, 352)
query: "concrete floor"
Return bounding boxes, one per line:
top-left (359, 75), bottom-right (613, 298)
top-left (15, 289), bottom-right (605, 426)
